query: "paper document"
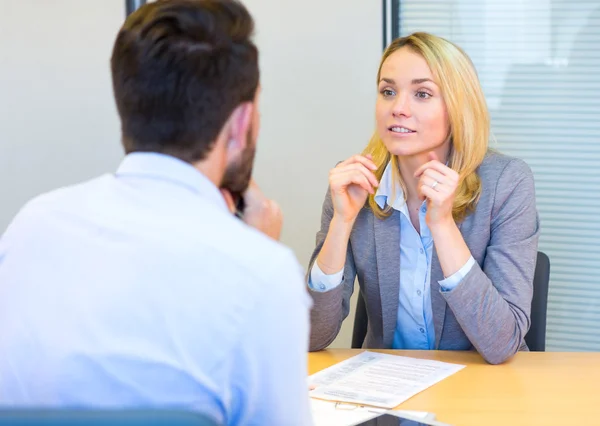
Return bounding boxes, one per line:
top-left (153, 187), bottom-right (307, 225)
top-left (309, 351), bottom-right (465, 409)
top-left (310, 399), bottom-right (433, 426)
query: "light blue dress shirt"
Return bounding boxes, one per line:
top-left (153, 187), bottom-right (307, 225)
top-left (310, 162), bottom-right (474, 349)
top-left (0, 153), bottom-right (313, 426)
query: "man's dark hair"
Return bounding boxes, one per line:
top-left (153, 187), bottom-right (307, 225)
top-left (111, 0), bottom-right (259, 163)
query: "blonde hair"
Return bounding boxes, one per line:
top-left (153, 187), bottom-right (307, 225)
top-left (365, 32), bottom-right (489, 222)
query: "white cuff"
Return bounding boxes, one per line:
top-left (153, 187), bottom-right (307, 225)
top-left (438, 256), bottom-right (476, 292)
top-left (308, 262), bottom-right (344, 292)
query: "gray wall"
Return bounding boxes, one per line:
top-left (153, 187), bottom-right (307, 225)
top-left (246, 0), bottom-right (382, 347)
top-left (0, 1), bottom-right (125, 229)
top-left (0, 0), bottom-right (382, 348)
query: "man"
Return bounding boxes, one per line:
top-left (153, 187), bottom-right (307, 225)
top-left (0, 1), bottom-right (313, 425)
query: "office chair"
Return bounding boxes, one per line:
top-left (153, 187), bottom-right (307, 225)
top-left (525, 251), bottom-right (551, 351)
top-left (0, 410), bottom-right (220, 426)
top-left (352, 251), bottom-right (551, 352)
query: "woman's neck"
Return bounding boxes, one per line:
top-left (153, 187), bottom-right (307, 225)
top-left (398, 145), bottom-right (450, 203)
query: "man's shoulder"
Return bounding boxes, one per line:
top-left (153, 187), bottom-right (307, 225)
top-left (5, 176), bottom-right (110, 231)
top-left (179, 222), bottom-right (309, 331)
top-left (192, 217), bottom-right (304, 287)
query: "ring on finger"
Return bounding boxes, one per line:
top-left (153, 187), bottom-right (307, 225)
top-left (430, 180), bottom-right (439, 190)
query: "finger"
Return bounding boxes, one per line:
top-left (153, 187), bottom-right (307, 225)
top-left (414, 160), bottom-right (444, 178)
top-left (422, 168), bottom-right (446, 185)
top-left (351, 154), bottom-right (378, 171)
top-left (414, 160), bottom-right (437, 178)
top-left (346, 163), bottom-right (379, 187)
top-left (420, 184), bottom-right (443, 201)
top-left (349, 154), bottom-right (377, 170)
top-left (334, 166), bottom-right (378, 191)
top-left (416, 182), bottom-right (426, 201)
top-left (243, 179), bottom-right (265, 203)
top-left (269, 199), bottom-right (283, 219)
top-left (331, 170), bottom-right (374, 194)
top-left (220, 189), bottom-right (237, 213)
top-left (415, 160), bottom-right (455, 179)
top-left (331, 163), bottom-right (379, 188)
top-left (418, 175), bottom-right (444, 198)
top-left (419, 175), bottom-right (438, 191)
top-left (337, 154), bottom-right (377, 171)
top-left (246, 178), bottom-right (258, 190)
top-left (421, 174), bottom-right (453, 193)
top-left (345, 170), bottom-right (375, 194)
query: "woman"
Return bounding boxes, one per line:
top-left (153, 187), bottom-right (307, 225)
top-left (307, 32), bottom-right (540, 365)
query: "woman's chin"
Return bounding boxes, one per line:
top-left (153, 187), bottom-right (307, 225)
top-left (383, 142), bottom-right (429, 158)
top-left (382, 138), bottom-right (446, 158)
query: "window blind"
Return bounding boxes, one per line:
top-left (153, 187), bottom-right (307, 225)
top-left (395, 0), bottom-right (600, 351)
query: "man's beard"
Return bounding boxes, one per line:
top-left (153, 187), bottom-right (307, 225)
top-left (220, 129), bottom-right (256, 195)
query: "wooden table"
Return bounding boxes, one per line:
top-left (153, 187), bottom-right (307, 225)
top-left (309, 349), bottom-right (600, 425)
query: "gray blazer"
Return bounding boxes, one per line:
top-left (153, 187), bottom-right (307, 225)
top-left (307, 151), bottom-right (540, 364)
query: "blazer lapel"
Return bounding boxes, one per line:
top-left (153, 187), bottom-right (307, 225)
top-left (431, 219), bottom-right (465, 348)
top-left (374, 210), bottom-right (401, 348)
top-left (430, 247), bottom-right (446, 349)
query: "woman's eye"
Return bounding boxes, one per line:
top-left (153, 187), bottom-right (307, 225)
top-left (380, 89), bottom-right (395, 97)
top-left (416, 91), bottom-right (432, 99)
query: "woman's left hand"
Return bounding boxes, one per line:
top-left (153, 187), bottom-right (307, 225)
top-left (414, 151), bottom-right (459, 228)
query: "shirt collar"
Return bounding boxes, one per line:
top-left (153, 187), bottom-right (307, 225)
top-left (115, 152), bottom-right (228, 212)
top-left (374, 161), bottom-right (408, 213)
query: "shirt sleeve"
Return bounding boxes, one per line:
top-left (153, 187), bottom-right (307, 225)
top-left (308, 262), bottom-right (344, 292)
top-left (229, 249), bottom-right (314, 426)
top-left (438, 255), bottom-right (476, 292)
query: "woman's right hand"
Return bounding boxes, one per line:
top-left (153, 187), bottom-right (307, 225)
top-left (328, 154), bottom-right (379, 224)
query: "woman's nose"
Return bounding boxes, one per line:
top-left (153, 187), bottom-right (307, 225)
top-left (391, 93), bottom-right (411, 118)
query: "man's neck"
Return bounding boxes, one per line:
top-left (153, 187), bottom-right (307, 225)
top-left (192, 143), bottom-right (227, 189)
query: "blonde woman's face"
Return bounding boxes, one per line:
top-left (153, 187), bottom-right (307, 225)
top-left (376, 47), bottom-right (450, 157)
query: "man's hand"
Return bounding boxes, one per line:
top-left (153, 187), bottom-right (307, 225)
top-left (222, 180), bottom-right (282, 241)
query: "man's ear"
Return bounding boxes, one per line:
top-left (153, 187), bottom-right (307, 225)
top-left (226, 102), bottom-right (254, 154)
